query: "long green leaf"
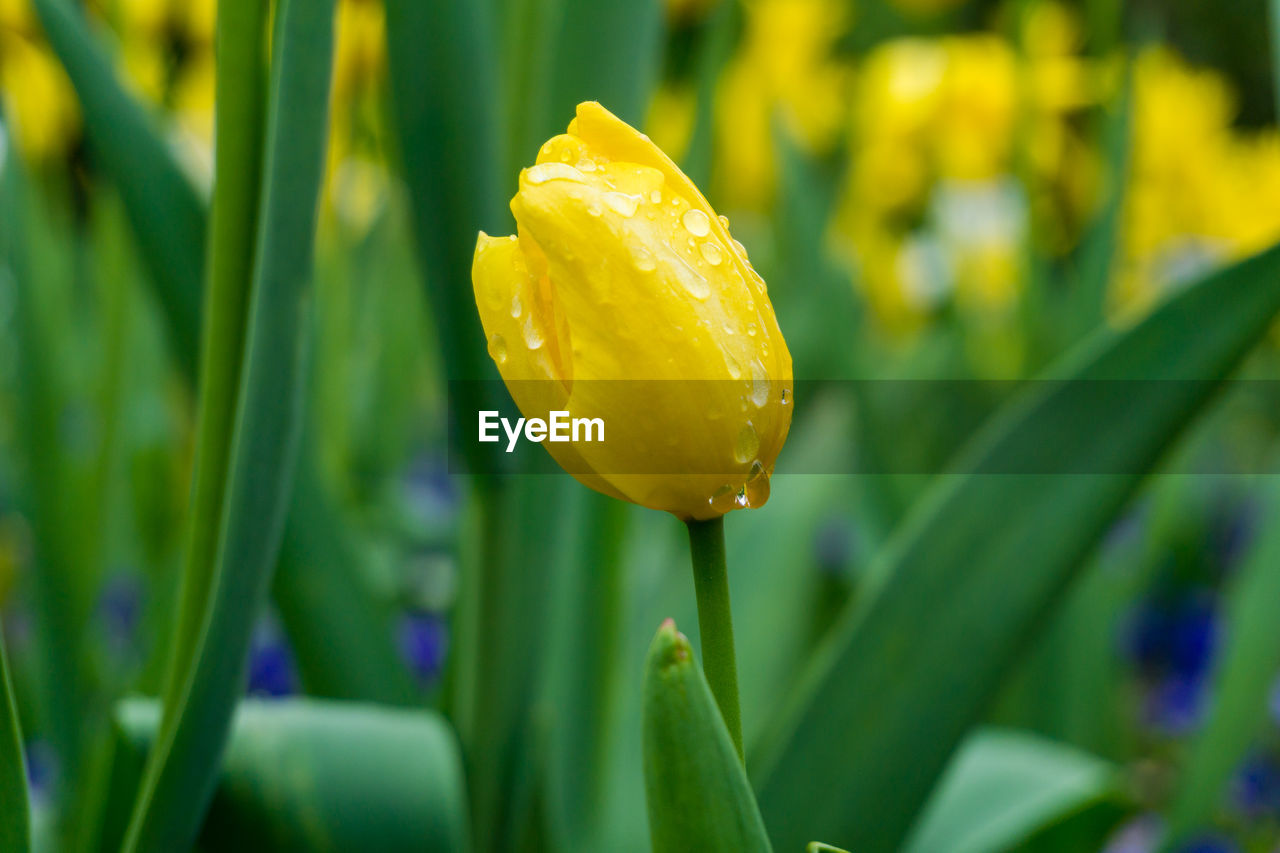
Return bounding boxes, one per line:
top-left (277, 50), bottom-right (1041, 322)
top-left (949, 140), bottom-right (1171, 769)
top-left (643, 620), bottom-right (772, 853)
top-left (903, 729), bottom-right (1121, 853)
top-left (157, 0), bottom-right (268, 789)
top-left (121, 0), bottom-right (336, 846)
top-left (1161, 477), bottom-right (1280, 847)
top-left (0, 630), bottom-right (30, 853)
top-left (752, 242), bottom-right (1280, 852)
top-left (29, 0), bottom-right (205, 376)
top-left (115, 699), bottom-right (468, 852)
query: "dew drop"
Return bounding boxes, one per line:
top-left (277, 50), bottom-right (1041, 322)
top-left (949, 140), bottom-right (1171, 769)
top-left (726, 354), bottom-right (742, 380)
top-left (750, 369), bottom-right (770, 408)
top-left (732, 238), bottom-right (748, 256)
top-left (510, 292), bottom-right (523, 318)
top-left (780, 387), bottom-right (790, 405)
top-left (735, 424), bottom-right (759, 464)
top-left (722, 323), bottom-right (735, 336)
top-left (487, 333), bottom-right (508, 365)
top-left (700, 241), bottom-right (723, 266)
top-left (682, 208), bottom-right (711, 237)
top-left (747, 325), bottom-right (757, 337)
top-left (522, 316), bottom-right (544, 350)
top-left (576, 158), bottom-right (597, 172)
top-left (744, 460), bottom-right (770, 507)
top-left (604, 192), bottom-right (640, 217)
top-left (525, 162), bottom-right (587, 185)
top-left (718, 214), bottom-right (730, 229)
top-left (649, 190), bottom-right (662, 204)
top-left (633, 249), bottom-right (657, 272)
top-left (587, 202), bottom-right (602, 217)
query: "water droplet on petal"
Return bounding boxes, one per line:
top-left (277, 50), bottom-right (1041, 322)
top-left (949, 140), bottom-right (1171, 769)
top-left (633, 249), bottom-right (656, 272)
top-left (726, 354), bottom-right (742, 380)
top-left (701, 242), bottom-right (723, 266)
top-left (750, 366), bottom-right (770, 408)
top-left (744, 460), bottom-right (770, 507)
top-left (735, 424), bottom-right (759, 464)
top-left (487, 333), bottom-right (508, 364)
top-left (718, 214), bottom-right (730, 229)
top-left (722, 323), bottom-right (735, 335)
top-left (780, 387), bottom-right (790, 405)
top-left (649, 190), bottom-right (662, 204)
top-left (732, 238), bottom-right (748, 256)
top-left (523, 316), bottom-right (544, 350)
top-left (587, 202), bottom-right (602, 217)
top-left (682, 208), bottom-right (711, 237)
top-left (525, 162), bottom-right (588, 184)
top-left (576, 158), bottom-right (597, 172)
top-left (604, 192), bottom-right (640, 217)
top-left (747, 325), bottom-right (757, 337)
top-left (510, 293), bottom-right (523, 318)
top-left (678, 272), bottom-right (711, 300)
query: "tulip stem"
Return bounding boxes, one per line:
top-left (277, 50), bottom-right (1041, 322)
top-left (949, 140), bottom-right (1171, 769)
top-left (686, 516), bottom-right (744, 762)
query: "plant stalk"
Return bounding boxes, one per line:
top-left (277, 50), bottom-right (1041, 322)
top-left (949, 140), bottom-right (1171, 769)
top-left (686, 516), bottom-right (744, 762)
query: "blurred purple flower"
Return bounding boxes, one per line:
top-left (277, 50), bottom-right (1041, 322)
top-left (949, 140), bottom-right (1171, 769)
top-left (24, 740), bottom-right (56, 805)
top-left (247, 619), bottom-right (298, 698)
top-left (1231, 753), bottom-right (1280, 818)
top-left (97, 573), bottom-right (143, 654)
top-left (1174, 835), bottom-right (1240, 853)
top-left (1124, 589), bottom-right (1218, 679)
top-left (398, 611), bottom-right (447, 687)
top-left (1144, 672), bottom-right (1210, 735)
top-left (812, 517), bottom-right (857, 576)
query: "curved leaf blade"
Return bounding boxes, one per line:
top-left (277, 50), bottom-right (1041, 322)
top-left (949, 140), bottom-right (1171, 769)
top-left (752, 243), bottom-right (1280, 852)
top-left (904, 729), bottom-right (1121, 853)
top-left (644, 620), bottom-right (772, 853)
top-left (115, 699), bottom-right (468, 852)
top-left (121, 0), bottom-right (337, 846)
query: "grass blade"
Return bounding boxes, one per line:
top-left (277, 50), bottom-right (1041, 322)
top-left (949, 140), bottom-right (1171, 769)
top-left (0, 629), bottom-right (30, 853)
top-left (903, 729), bottom-right (1121, 853)
top-left (29, 0), bottom-right (205, 376)
top-left (121, 0), bottom-right (337, 845)
top-left (1161, 478), bottom-right (1280, 847)
top-left (115, 699), bottom-right (468, 852)
top-left (752, 242), bottom-right (1280, 852)
top-left (157, 0), bottom-right (268, 782)
top-left (644, 620), bottom-right (772, 853)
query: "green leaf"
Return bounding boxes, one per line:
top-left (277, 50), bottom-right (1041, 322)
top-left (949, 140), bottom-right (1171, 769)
top-left (0, 630), bottom-right (30, 853)
top-left (903, 729), bottom-right (1121, 853)
top-left (115, 699), bottom-right (468, 852)
top-left (29, 0), bottom-right (206, 377)
top-left (32, 0), bottom-right (410, 711)
top-left (157, 0), bottom-right (269, 802)
top-left (643, 620), bottom-right (772, 853)
top-left (544, 0), bottom-right (664, 132)
top-left (1162, 477), bottom-right (1280, 847)
top-left (751, 242), bottom-right (1280, 853)
top-left (121, 0), bottom-right (336, 846)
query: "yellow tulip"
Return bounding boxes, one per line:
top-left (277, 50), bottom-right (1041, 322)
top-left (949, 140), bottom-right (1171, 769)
top-left (471, 102), bottom-right (793, 520)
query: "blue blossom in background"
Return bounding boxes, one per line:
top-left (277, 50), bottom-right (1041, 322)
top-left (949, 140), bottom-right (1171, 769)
top-left (1124, 588), bottom-right (1220, 734)
top-left (96, 572), bottom-right (143, 660)
top-left (247, 617), bottom-right (299, 698)
top-left (1231, 752), bottom-right (1280, 818)
top-left (398, 610), bottom-right (447, 688)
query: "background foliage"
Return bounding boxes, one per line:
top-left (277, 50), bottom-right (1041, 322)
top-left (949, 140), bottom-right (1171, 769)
top-left (2, 0), bottom-right (1280, 850)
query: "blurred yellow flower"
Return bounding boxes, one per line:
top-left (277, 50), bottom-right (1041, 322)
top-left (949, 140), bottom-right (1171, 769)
top-left (473, 102), bottom-right (793, 519)
top-left (714, 0), bottom-right (850, 208)
top-left (1116, 47), bottom-right (1280, 316)
top-left (835, 2), bottom-right (1100, 348)
top-left (0, 34), bottom-right (80, 163)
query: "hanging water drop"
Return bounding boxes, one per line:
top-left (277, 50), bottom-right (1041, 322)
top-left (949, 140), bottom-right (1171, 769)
top-left (487, 333), bottom-right (508, 364)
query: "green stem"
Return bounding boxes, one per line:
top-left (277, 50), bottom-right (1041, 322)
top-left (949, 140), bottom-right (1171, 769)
top-left (686, 517), bottom-right (743, 762)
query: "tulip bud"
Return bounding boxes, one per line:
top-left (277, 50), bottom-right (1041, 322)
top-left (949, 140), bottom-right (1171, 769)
top-left (471, 102), bottom-right (792, 520)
